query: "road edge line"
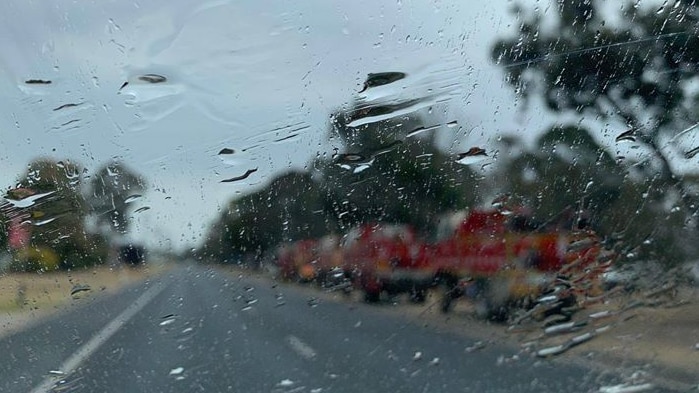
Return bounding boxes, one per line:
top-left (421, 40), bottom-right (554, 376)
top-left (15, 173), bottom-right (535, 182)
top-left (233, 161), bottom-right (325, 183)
top-left (29, 282), bottom-right (167, 393)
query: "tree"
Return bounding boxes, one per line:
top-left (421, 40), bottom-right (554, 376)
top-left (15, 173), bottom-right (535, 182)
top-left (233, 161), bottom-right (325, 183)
top-left (203, 171), bottom-right (333, 263)
top-left (491, 1), bottom-right (699, 264)
top-left (8, 158), bottom-right (107, 270)
top-left (491, 0), bottom-right (699, 216)
top-left (201, 103), bottom-right (484, 263)
top-left (86, 161), bottom-right (146, 238)
top-left (317, 105), bottom-right (481, 234)
top-left (493, 125), bottom-right (625, 230)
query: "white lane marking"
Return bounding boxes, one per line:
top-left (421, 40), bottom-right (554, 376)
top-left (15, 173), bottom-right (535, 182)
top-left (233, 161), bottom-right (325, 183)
top-left (29, 282), bottom-right (167, 393)
top-left (286, 335), bottom-right (317, 360)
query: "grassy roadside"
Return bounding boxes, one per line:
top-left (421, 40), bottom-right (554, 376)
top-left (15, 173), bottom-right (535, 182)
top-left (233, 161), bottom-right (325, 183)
top-left (0, 261), bottom-right (170, 338)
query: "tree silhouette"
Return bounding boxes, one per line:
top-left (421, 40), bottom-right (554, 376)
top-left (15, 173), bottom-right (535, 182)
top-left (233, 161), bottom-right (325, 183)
top-left (9, 158), bottom-right (107, 270)
top-left (491, 0), bottom-right (699, 216)
top-left (318, 105), bottom-right (480, 233)
top-left (204, 171), bottom-right (332, 263)
top-left (87, 161), bottom-right (147, 237)
top-left (493, 125), bottom-right (624, 230)
top-left (202, 103), bottom-right (484, 262)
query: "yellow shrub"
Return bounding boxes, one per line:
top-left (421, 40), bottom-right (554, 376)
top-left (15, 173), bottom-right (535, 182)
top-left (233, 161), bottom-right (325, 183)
top-left (11, 246), bottom-right (60, 272)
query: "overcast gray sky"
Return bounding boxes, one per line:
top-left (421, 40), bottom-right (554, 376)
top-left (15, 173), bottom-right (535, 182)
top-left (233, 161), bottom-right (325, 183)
top-left (1, 0), bottom-right (661, 250)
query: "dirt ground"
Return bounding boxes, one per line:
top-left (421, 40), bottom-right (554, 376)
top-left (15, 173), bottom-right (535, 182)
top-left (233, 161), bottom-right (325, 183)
top-left (0, 262), bottom-right (168, 339)
top-left (566, 295), bottom-right (698, 387)
top-left (388, 287), bottom-right (699, 389)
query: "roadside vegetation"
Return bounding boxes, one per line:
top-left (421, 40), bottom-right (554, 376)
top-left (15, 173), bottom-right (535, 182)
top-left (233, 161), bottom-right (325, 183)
top-left (0, 160), bottom-right (147, 272)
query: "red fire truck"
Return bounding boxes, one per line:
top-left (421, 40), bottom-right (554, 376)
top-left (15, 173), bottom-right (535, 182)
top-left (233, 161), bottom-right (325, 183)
top-left (425, 209), bottom-right (605, 319)
top-left (340, 223), bottom-right (431, 302)
top-left (275, 208), bottom-right (608, 319)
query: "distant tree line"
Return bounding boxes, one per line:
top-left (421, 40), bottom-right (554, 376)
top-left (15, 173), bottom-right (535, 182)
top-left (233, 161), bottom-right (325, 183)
top-left (201, 107), bottom-right (481, 264)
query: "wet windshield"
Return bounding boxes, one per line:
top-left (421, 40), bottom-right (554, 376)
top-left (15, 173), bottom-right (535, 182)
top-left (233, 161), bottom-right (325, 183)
top-left (1, 1), bottom-right (698, 392)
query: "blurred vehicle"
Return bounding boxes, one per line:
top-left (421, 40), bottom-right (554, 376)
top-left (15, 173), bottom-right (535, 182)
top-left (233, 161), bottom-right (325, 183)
top-left (433, 209), bottom-right (610, 320)
top-left (278, 207), bottom-right (610, 320)
top-left (341, 223), bottom-right (429, 302)
top-left (274, 224), bottom-right (426, 300)
top-left (277, 210), bottom-right (612, 319)
top-left (118, 244), bottom-right (147, 266)
top-left (275, 235), bottom-right (352, 291)
top-left (275, 239), bottom-right (320, 282)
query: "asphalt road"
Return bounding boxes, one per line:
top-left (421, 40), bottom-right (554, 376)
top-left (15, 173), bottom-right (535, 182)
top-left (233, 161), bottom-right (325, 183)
top-left (0, 265), bottom-right (673, 392)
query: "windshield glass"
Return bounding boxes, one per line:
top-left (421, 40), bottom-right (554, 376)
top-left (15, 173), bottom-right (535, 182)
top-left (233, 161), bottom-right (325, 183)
top-left (1, 1), bottom-right (697, 392)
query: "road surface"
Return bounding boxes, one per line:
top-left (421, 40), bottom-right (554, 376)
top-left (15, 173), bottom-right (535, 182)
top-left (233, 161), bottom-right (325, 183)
top-left (0, 265), bottom-right (672, 392)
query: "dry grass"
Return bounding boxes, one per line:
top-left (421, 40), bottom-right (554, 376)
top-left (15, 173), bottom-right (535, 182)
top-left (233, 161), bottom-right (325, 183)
top-left (0, 262), bottom-right (168, 338)
top-left (577, 299), bottom-right (699, 378)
